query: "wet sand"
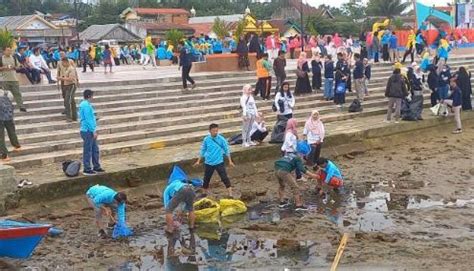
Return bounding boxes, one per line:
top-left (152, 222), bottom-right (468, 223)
top-left (5, 121), bottom-right (474, 270)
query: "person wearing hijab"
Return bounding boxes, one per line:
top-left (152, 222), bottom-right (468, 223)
top-left (240, 84), bottom-right (258, 148)
top-left (311, 54), bottom-right (323, 91)
top-left (303, 110), bottom-right (325, 166)
top-left (456, 66), bottom-right (472, 111)
top-left (281, 118), bottom-right (304, 181)
top-left (295, 52), bottom-right (312, 95)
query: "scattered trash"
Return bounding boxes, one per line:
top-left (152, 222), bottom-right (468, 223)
top-left (17, 179), bottom-right (32, 188)
top-left (47, 227), bottom-right (63, 237)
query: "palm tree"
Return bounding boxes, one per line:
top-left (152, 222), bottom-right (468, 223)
top-left (366, 0), bottom-right (411, 18)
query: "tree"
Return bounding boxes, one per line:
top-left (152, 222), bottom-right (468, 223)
top-left (0, 29), bottom-right (14, 52)
top-left (165, 29), bottom-right (184, 52)
top-left (341, 0), bottom-right (366, 20)
top-left (366, 0), bottom-right (411, 18)
top-left (212, 17), bottom-right (231, 40)
top-left (233, 18), bottom-right (246, 42)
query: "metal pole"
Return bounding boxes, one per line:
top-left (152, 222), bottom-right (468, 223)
top-left (300, 0), bottom-right (304, 51)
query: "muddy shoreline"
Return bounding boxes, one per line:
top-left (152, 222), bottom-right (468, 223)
top-left (3, 121), bottom-right (474, 270)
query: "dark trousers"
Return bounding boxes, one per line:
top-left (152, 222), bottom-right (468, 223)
top-left (203, 163), bottom-right (231, 189)
top-left (62, 84), bottom-right (77, 121)
top-left (430, 89), bottom-right (439, 107)
top-left (181, 64), bottom-right (195, 89)
top-left (308, 143), bottom-right (322, 166)
top-left (402, 47), bottom-right (414, 63)
top-left (290, 48), bottom-right (295, 59)
top-left (82, 55), bottom-right (94, 72)
top-left (251, 130), bottom-right (269, 142)
top-left (275, 74), bottom-right (286, 93)
top-left (415, 44), bottom-right (424, 55)
top-left (256, 77), bottom-right (271, 99)
top-left (31, 68), bottom-right (54, 83)
top-left (0, 120), bottom-right (20, 159)
top-left (80, 131), bottom-right (101, 172)
top-left (16, 67), bottom-right (35, 84)
top-left (373, 51), bottom-right (379, 63)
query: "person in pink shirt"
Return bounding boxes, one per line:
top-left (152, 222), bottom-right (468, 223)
top-left (289, 35), bottom-right (300, 59)
top-left (333, 33), bottom-right (342, 48)
top-left (266, 33), bottom-right (281, 61)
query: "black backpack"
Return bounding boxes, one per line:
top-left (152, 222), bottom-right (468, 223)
top-left (348, 99), bottom-right (363, 113)
top-left (62, 160), bottom-right (81, 177)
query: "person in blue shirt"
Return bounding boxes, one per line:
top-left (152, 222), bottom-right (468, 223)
top-left (443, 77), bottom-right (463, 134)
top-left (381, 31), bottom-right (391, 62)
top-left (314, 157), bottom-right (344, 195)
top-left (86, 184), bottom-right (127, 238)
top-left (415, 31), bottom-right (425, 56)
top-left (79, 89), bottom-right (104, 175)
top-left (157, 45), bottom-right (167, 60)
top-left (194, 123), bottom-right (235, 197)
top-left (388, 31), bottom-right (398, 63)
top-left (212, 39), bottom-right (223, 54)
top-left (163, 179), bottom-right (202, 233)
top-left (437, 64), bottom-right (451, 100)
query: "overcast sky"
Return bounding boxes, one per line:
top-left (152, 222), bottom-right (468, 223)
top-left (305, 0), bottom-right (444, 8)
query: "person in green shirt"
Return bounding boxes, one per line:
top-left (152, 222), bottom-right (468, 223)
top-left (0, 47), bottom-right (26, 112)
top-left (274, 142), bottom-right (319, 211)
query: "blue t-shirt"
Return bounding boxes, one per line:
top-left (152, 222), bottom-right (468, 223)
top-left (199, 134), bottom-right (230, 166)
top-left (163, 181), bottom-right (186, 208)
top-left (389, 35), bottom-right (398, 49)
top-left (86, 185), bottom-right (117, 208)
top-left (323, 161), bottom-right (343, 184)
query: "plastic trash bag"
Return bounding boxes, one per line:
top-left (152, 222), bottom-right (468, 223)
top-left (219, 199), bottom-right (247, 217)
top-left (168, 165), bottom-right (188, 184)
top-left (194, 198), bottom-right (220, 223)
top-left (112, 203), bottom-right (133, 239)
top-left (430, 103), bottom-right (440, 115)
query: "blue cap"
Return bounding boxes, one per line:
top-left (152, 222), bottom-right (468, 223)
top-left (296, 140), bottom-right (311, 156)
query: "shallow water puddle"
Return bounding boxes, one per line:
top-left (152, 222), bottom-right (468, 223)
top-left (116, 229), bottom-right (329, 270)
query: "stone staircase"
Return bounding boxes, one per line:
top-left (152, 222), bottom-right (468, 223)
top-left (6, 57), bottom-right (474, 168)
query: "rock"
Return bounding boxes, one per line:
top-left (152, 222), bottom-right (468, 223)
top-left (469, 168), bottom-right (474, 176)
top-left (240, 190), bottom-right (256, 202)
top-left (398, 170), bottom-right (411, 177)
top-left (255, 189), bottom-right (267, 196)
top-left (344, 154), bottom-right (355, 159)
top-left (145, 193), bottom-right (161, 199)
top-left (144, 201), bottom-right (163, 210)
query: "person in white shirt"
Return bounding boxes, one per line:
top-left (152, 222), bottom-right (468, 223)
top-left (29, 47), bottom-right (56, 84)
top-left (240, 84), bottom-right (258, 147)
top-left (303, 110), bottom-right (326, 165)
top-left (274, 82), bottom-right (295, 119)
top-left (250, 112), bottom-right (268, 143)
top-left (281, 118), bottom-right (304, 181)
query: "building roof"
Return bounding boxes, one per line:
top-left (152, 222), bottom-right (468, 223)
top-left (0, 14), bottom-right (58, 30)
top-left (269, 19), bottom-right (301, 34)
top-left (132, 8), bottom-right (189, 16)
top-left (189, 14), bottom-right (244, 24)
top-left (78, 24), bottom-right (142, 42)
top-left (189, 23), bottom-right (214, 35)
top-left (130, 22), bottom-right (195, 31)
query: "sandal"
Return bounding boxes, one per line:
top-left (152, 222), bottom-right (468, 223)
top-left (17, 179), bottom-right (33, 188)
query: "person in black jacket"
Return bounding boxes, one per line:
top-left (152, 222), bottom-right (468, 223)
top-left (385, 68), bottom-right (409, 123)
top-left (353, 53), bottom-right (365, 101)
top-left (178, 41), bottom-right (195, 91)
top-left (427, 64), bottom-right (439, 107)
top-left (311, 54), bottom-right (323, 91)
top-left (334, 53), bottom-right (350, 110)
top-left (456, 66), bottom-right (472, 111)
top-left (248, 33), bottom-right (262, 57)
top-left (323, 55), bottom-right (335, 101)
top-left (236, 36), bottom-right (250, 71)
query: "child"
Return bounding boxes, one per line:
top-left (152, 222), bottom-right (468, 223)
top-left (102, 45), bottom-right (113, 74)
top-left (314, 157), bottom-right (344, 195)
top-left (311, 54), bottom-right (323, 91)
top-left (363, 58), bottom-right (371, 96)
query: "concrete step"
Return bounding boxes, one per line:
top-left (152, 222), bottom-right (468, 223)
top-left (14, 90), bottom-right (392, 143)
top-left (7, 92), bottom-right (435, 159)
top-left (18, 58), bottom-right (474, 96)
top-left (5, 99), bottom-right (437, 168)
top-left (13, 85), bottom-right (396, 136)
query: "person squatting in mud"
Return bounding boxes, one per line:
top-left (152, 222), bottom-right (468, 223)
top-left (314, 157), bottom-right (344, 195)
top-left (274, 141), bottom-right (320, 211)
top-left (86, 185), bottom-right (128, 238)
top-left (163, 179), bottom-right (203, 234)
